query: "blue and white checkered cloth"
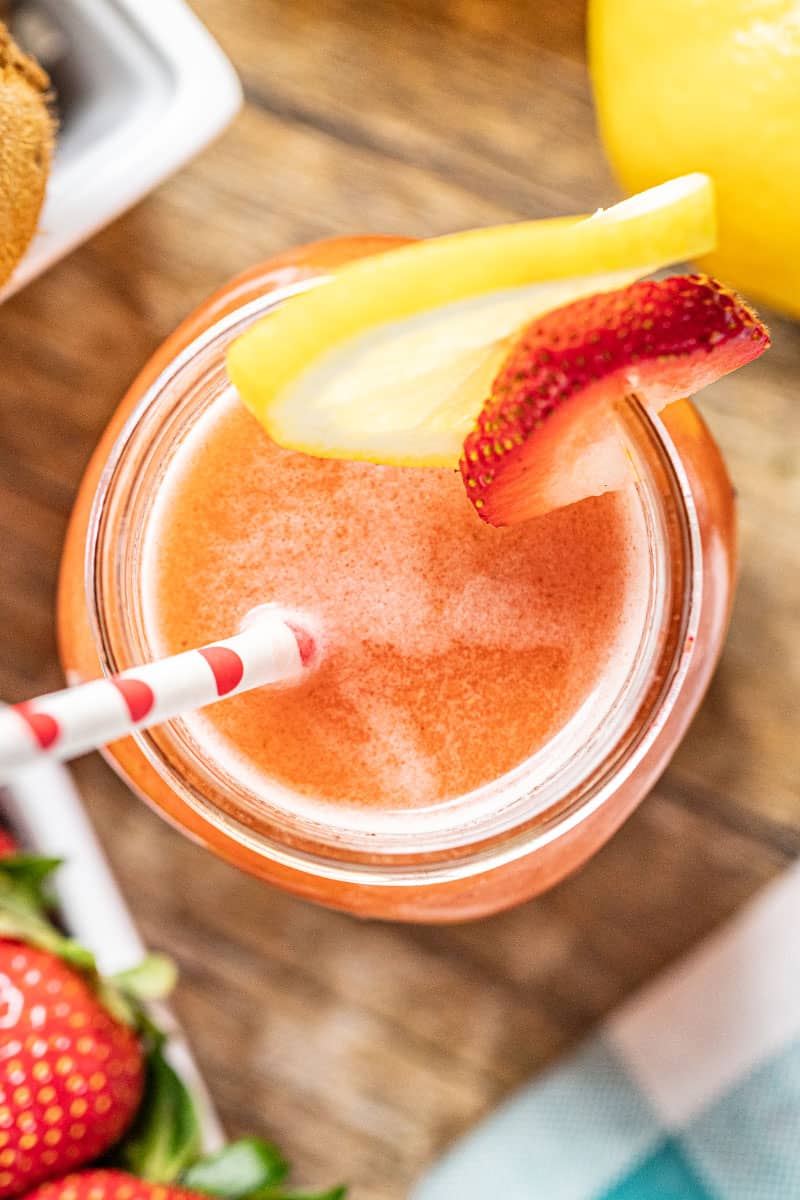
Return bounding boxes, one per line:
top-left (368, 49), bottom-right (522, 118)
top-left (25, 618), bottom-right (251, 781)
top-left (414, 863), bottom-right (800, 1199)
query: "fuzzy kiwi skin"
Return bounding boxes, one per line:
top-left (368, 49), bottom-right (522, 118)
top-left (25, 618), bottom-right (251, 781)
top-left (0, 22), bottom-right (55, 287)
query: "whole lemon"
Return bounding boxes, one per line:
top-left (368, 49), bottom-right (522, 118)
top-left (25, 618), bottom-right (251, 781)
top-left (588, 0), bottom-right (800, 317)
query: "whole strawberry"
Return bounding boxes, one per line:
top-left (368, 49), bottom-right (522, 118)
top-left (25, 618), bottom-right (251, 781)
top-left (0, 942), bottom-right (144, 1195)
top-left (0, 830), bottom-right (17, 857)
top-left (24, 1163), bottom-right (345, 1200)
top-left (24, 1173), bottom-right (199, 1200)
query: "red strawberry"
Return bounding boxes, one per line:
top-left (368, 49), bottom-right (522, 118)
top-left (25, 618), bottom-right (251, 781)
top-left (24, 1166), bottom-right (346, 1200)
top-left (0, 942), bottom-right (144, 1197)
top-left (0, 832), bottom-right (17, 858)
top-left (460, 274), bottom-right (769, 526)
top-left (24, 1171), bottom-right (199, 1200)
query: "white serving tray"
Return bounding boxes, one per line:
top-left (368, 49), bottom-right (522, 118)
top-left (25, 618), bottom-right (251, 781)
top-left (1, 0), bottom-right (242, 300)
top-left (1, 759), bottom-right (224, 1152)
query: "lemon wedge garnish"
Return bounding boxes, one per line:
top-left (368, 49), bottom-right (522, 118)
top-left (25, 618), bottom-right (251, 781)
top-left (227, 174), bottom-right (715, 467)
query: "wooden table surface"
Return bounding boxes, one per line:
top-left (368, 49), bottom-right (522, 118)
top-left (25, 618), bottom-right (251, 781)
top-left (1, 1), bottom-right (799, 1196)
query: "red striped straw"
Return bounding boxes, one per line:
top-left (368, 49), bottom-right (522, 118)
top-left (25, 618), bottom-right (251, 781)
top-left (0, 606), bottom-right (317, 780)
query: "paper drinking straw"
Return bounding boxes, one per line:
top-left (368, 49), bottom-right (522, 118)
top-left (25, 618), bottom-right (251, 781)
top-left (0, 606), bottom-right (317, 780)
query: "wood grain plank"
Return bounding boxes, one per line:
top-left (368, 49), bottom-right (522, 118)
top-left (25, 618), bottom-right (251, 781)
top-left (198, 0), bottom-right (610, 215)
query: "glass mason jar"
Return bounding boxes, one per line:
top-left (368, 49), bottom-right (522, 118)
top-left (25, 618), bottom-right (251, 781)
top-left (58, 237), bottom-right (736, 922)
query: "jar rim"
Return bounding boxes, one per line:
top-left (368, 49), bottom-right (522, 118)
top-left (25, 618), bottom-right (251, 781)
top-left (86, 280), bottom-right (703, 887)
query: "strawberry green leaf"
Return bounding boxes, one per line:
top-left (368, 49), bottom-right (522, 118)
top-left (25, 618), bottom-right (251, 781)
top-left (117, 1040), bottom-right (202, 1182)
top-left (113, 954), bottom-right (179, 1002)
top-left (0, 852), bottom-right (97, 969)
top-left (0, 853), bottom-right (61, 918)
top-left (100, 954), bottom-right (177, 1040)
top-left (0, 852), bottom-right (61, 885)
top-left (181, 1137), bottom-right (289, 1196)
top-left (264, 1188), bottom-right (347, 1200)
top-left (0, 897), bottom-right (96, 970)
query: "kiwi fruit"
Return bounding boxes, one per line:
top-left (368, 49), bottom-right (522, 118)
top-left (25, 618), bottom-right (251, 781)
top-left (0, 21), bottom-right (55, 287)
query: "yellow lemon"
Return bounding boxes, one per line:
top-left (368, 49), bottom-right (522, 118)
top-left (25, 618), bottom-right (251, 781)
top-left (589, 0), bottom-right (800, 317)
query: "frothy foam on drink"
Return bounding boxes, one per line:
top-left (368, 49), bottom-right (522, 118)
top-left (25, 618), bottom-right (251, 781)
top-left (141, 390), bottom-right (651, 825)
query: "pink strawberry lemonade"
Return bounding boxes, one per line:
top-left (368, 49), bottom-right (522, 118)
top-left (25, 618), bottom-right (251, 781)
top-left (58, 238), bottom-right (737, 918)
top-left (140, 388), bottom-right (651, 829)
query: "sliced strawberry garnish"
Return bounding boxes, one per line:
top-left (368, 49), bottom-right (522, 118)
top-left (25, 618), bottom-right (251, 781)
top-left (460, 274), bottom-right (769, 526)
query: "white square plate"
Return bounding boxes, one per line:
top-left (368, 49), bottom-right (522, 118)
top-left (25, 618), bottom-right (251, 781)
top-left (1, 0), bottom-right (242, 300)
